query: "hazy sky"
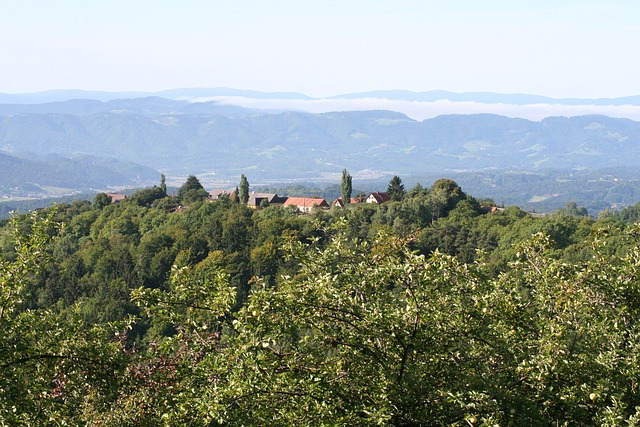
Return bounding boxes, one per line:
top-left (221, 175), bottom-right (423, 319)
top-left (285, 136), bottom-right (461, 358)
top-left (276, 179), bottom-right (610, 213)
top-left (2, 1), bottom-right (639, 98)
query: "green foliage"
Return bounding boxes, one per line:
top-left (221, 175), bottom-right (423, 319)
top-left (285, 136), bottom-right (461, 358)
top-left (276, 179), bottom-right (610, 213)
top-left (160, 173), bottom-right (167, 197)
top-left (558, 201), bottom-right (589, 217)
top-left (483, 231), bottom-right (640, 424)
top-left (93, 192), bottom-right (112, 209)
top-left (387, 175), bottom-right (405, 201)
top-left (6, 180), bottom-right (640, 425)
top-left (221, 227), bottom-right (494, 425)
top-left (428, 178), bottom-right (467, 220)
top-left (0, 210), bottom-right (131, 425)
top-left (341, 168), bottom-right (352, 204)
top-left (177, 175), bottom-right (208, 204)
top-left (128, 185), bottom-right (167, 207)
top-left (614, 201), bottom-right (640, 224)
top-left (239, 174), bottom-right (250, 205)
top-left (126, 221), bottom-right (640, 425)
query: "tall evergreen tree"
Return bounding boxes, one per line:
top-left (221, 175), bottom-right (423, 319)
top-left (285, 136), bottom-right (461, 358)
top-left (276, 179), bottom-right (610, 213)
top-left (239, 175), bottom-right (250, 204)
top-left (160, 174), bottom-right (167, 197)
top-left (387, 175), bottom-right (405, 201)
top-left (341, 169), bottom-right (352, 205)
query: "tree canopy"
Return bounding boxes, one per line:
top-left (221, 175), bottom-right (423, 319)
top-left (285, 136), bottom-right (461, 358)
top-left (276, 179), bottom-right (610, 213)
top-left (3, 178), bottom-right (640, 425)
top-left (177, 175), bottom-right (209, 203)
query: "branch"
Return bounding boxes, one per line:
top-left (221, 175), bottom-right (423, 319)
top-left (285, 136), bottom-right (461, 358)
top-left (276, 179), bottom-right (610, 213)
top-left (1, 353), bottom-right (101, 369)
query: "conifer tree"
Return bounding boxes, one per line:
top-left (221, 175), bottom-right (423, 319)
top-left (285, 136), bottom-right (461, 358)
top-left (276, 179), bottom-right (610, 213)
top-left (341, 169), bottom-right (352, 205)
top-left (387, 175), bottom-right (405, 201)
top-left (160, 173), bottom-right (167, 196)
top-left (239, 174), bottom-right (249, 204)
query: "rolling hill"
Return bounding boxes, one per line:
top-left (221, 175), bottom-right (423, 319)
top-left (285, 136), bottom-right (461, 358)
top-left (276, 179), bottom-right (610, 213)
top-left (0, 151), bottom-right (158, 196)
top-left (2, 93), bottom-right (640, 211)
top-left (1, 97), bottom-right (640, 179)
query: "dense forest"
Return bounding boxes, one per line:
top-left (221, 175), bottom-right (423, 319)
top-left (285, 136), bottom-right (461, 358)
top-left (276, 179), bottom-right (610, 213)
top-left (3, 174), bottom-right (640, 425)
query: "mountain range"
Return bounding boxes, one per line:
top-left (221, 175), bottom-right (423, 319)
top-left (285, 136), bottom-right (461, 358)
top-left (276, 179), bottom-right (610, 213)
top-left (1, 89), bottom-right (640, 211)
top-left (2, 88), bottom-right (640, 106)
top-left (1, 96), bottom-right (639, 177)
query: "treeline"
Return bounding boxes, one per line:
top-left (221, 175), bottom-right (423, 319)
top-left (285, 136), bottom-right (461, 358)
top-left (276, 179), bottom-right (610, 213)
top-left (3, 176), bottom-right (640, 425)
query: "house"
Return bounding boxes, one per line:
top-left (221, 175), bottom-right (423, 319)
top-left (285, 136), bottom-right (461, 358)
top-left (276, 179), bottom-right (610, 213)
top-left (366, 192), bottom-right (390, 204)
top-left (481, 206), bottom-right (499, 213)
top-left (107, 193), bottom-right (126, 203)
top-left (332, 197), bottom-right (366, 208)
top-left (246, 192), bottom-right (288, 209)
top-left (283, 197), bottom-right (330, 213)
top-left (209, 188), bottom-right (236, 200)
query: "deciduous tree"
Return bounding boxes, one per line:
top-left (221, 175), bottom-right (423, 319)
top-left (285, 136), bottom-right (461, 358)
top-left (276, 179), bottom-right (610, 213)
top-left (0, 211), bottom-right (130, 425)
top-left (177, 175), bottom-right (208, 204)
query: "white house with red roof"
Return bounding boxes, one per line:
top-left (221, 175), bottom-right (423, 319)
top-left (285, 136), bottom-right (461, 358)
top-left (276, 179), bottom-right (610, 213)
top-left (283, 197), bottom-right (329, 213)
top-left (366, 192), bottom-right (390, 204)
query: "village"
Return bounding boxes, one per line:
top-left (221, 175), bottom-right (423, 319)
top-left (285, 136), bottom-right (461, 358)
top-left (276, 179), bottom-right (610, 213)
top-left (208, 188), bottom-right (392, 213)
top-left (101, 188), bottom-right (392, 213)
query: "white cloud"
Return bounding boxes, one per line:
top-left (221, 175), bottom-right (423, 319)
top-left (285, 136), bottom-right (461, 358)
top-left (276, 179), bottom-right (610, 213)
top-left (191, 96), bottom-right (640, 122)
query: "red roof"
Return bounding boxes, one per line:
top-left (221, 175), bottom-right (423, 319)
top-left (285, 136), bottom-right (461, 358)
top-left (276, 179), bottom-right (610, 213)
top-left (333, 197), bottom-right (365, 207)
top-left (367, 192), bottom-right (390, 203)
top-left (283, 197), bottom-right (329, 208)
top-left (107, 193), bottom-right (126, 202)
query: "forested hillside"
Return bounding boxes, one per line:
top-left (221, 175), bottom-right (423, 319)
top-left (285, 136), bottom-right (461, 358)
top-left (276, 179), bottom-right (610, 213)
top-left (4, 105), bottom-right (640, 178)
top-left (3, 177), bottom-right (640, 425)
top-left (5, 96), bottom-right (640, 211)
top-left (0, 152), bottom-right (158, 197)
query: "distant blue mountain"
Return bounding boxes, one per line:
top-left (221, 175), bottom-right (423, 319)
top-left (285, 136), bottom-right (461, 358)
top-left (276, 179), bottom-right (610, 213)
top-left (331, 90), bottom-right (640, 106)
top-left (2, 94), bottom-right (640, 211)
top-left (156, 87), bottom-right (312, 100)
top-left (1, 95), bottom-right (640, 181)
top-left (0, 97), bottom-right (258, 117)
top-left (0, 88), bottom-right (312, 104)
top-left (2, 88), bottom-right (639, 106)
top-left (0, 89), bottom-right (149, 104)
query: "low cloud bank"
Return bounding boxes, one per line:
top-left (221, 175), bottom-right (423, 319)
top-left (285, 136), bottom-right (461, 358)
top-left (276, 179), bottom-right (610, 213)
top-left (193, 96), bottom-right (640, 121)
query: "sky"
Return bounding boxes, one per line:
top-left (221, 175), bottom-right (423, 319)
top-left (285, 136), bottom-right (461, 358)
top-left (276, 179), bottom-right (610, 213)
top-left (1, 1), bottom-right (640, 99)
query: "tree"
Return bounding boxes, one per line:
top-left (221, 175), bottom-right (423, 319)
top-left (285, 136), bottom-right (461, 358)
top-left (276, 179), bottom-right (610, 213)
top-left (129, 186), bottom-right (166, 207)
top-left (0, 210), bottom-right (130, 424)
top-left (387, 175), bottom-right (405, 201)
top-left (177, 175), bottom-right (208, 204)
top-left (559, 201), bottom-right (588, 217)
top-left (160, 173), bottom-right (167, 197)
top-left (93, 192), bottom-right (112, 210)
top-left (239, 174), bottom-right (249, 205)
top-left (10, 181), bottom-right (640, 424)
top-left (427, 178), bottom-right (466, 220)
top-left (134, 224), bottom-right (640, 425)
top-left (341, 169), bottom-right (353, 206)
top-left (178, 175), bottom-right (204, 194)
top-left (407, 183), bottom-right (427, 198)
